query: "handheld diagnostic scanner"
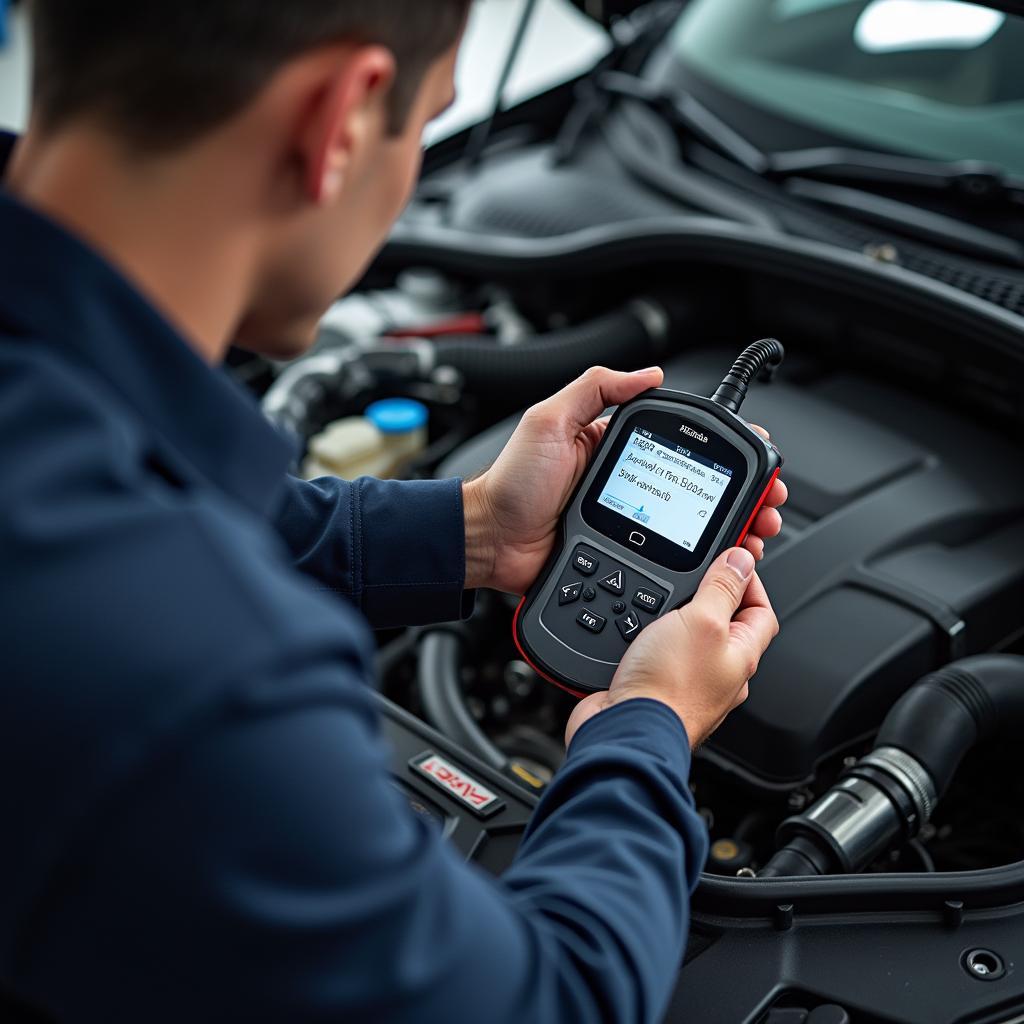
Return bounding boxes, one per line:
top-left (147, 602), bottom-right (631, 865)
top-left (514, 339), bottom-right (785, 697)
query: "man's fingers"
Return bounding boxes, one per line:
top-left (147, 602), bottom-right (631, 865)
top-left (743, 535), bottom-right (765, 560)
top-left (731, 602), bottom-right (780, 665)
top-left (749, 423), bottom-right (770, 441)
top-left (765, 477), bottom-right (788, 510)
top-left (579, 415), bottom-right (613, 454)
top-left (731, 572), bottom-right (779, 667)
top-left (689, 547), bottom-right (756, 625)
top-left (752, 506), bottom-right (782, 539)
top-left (736, 568), bottom-right (771, 612)
top-left (543, 366), bottom-right (664, 435)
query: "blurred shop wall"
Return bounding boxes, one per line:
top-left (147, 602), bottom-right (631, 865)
top-left (0, 0), bottom-right (29, 132)
top-left (0, 0), bottom-right (608, 141)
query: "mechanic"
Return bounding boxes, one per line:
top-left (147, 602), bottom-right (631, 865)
top-left (0, 3), bottom-right (786, 1022)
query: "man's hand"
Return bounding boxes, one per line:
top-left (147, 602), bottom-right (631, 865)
top-left (565, 547), bottom-right (778, 749)
top-left (462, 366), bottom-right (787, 594)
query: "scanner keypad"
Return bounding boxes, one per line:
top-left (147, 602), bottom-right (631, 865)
top-left (542, 544), bottom-right (669, 659)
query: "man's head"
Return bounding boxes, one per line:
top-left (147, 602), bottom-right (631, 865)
top-left (23, 1), bottom-right (471, 357)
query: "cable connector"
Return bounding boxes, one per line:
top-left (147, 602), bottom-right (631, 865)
top-left (710, 338), bottom-right (785, 413)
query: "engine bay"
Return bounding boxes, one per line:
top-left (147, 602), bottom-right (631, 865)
top-left (226, 166), bottom-right (1024, 1011)
top-left (248, 227), bottom-right (1024, 887)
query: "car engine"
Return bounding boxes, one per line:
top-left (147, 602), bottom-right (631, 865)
top-left (248, 221), bottom-right (1024, 885)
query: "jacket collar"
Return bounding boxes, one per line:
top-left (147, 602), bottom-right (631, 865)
top-left (0, 132), bottom-right (294, 517)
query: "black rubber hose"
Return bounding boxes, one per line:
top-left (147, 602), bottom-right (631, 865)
top-left (876, 654), bottom-right (1024, 799)
top-left (417, 632), bottom-right (509, 772)
top-left (759, 654), bottom-right (1024, 877)
top-left (432, 298), bottom-right (678, 405)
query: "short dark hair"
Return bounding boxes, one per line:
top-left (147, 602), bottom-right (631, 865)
top-left (27, 1), bottom-right (471, 151)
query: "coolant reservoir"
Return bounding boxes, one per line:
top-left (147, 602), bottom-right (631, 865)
top-left (365, 398), bottom-right (429, 474)
top-left (303, 399), bottom-right (428, 481)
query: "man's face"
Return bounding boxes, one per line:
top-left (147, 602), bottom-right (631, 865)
top-left (235, 40), bottom-right (461, 359)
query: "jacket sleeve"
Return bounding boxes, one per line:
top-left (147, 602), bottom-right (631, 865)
top-left (16, 682), bottom-right (706, 1024)
top-left (272, 474), bottom-right (473, 628)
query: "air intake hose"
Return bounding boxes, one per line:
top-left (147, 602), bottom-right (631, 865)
top-left (759, 655), bottom-right (1024, 877)
top-left (431, 297), bottom-right (680, 405)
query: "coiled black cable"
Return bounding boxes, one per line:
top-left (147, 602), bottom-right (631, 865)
top-left (711, 337), bottom-right (785, 413)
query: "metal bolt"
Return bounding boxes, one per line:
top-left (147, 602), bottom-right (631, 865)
top-left (863, 241), bottom-right (900, 264)
top-left (504, 660), bottom-right (537, 697)
top-left (963, 949), bottom-right (1005, 981)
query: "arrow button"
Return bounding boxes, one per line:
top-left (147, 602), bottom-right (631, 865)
top-left (598, 568), bottom-right (624, 595)
top-left (616, 611), bottom-right (643, 643)
top-left (558, 581), bottom-right (583, 606)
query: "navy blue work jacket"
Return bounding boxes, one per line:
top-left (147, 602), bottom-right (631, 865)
top-left (0, 135), bottom-right (707, 1023)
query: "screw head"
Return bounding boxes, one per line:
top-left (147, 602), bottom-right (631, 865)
top-left (963, 949), bottom-right (1005, 981)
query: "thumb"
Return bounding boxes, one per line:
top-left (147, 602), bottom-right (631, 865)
top-left (545, 365), bottom-right (664, 436)
top-left (689, 547), bottom-right (756, 624)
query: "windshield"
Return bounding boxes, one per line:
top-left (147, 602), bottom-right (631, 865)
top-left (668, 0), bottom-right (1024, 175)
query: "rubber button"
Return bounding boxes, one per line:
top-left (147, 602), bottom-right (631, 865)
top-left (616, 610), bottom-right (643, 642)
top-left (573, 549), bottom-right (599, 576)
top-left (558, 581), bottom-right (582, 606)
top-left (598, 569), bottom-right (624, 595)
top-left (632, 587), bottom-right (665, 614)
top-left (576, 608), bottom-right (606, 634)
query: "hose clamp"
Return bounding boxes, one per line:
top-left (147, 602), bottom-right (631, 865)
top-left (861, 746), bottom-right (938, 825)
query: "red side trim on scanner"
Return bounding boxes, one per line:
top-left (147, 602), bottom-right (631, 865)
top-left (735, 467), bottom-right (781, 547)
top-left (512, 597), bottom-right (588, 700)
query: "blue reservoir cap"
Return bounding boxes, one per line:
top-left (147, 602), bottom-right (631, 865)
top-left (365, 398), bottom-right (429, 435)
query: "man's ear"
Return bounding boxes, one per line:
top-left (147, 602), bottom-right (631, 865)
top-left (298, 45), bottom-right (397, 206)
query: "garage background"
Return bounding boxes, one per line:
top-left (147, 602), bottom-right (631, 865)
top-left (0, 0), bottom-right (609, 142)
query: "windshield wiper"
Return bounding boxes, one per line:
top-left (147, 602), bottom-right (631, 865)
top-left (589, 72), bottom-right (1024, 209)
top-left (767, 146), bottom-right (1024, 206)
top-left (559, 69), bottom-right (1024, 262)
top-left (784, 177), bottom-right (1024, 266)
top-left (588, 70), bottom-right (771, 174)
